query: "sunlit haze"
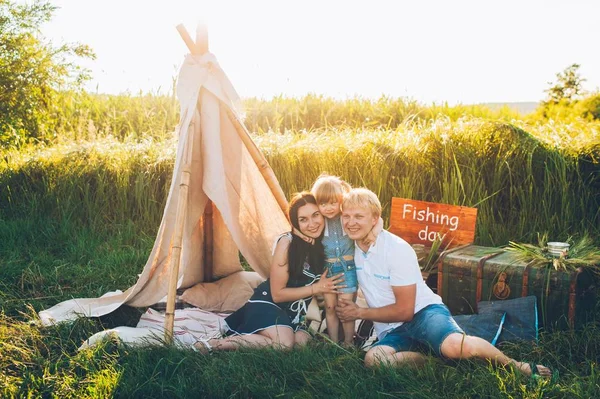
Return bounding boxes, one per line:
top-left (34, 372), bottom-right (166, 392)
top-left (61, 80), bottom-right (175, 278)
top-left (37, 0), bottom-right (600, 105)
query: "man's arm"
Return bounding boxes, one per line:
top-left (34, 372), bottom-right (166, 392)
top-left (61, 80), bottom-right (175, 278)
top-left (336, 284), bottom-right (416, 323)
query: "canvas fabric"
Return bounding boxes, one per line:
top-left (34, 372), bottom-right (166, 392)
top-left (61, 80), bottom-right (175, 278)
top-left (39, 52), bottom-right (290, 326)
top-left (78, 307), bottom-right (230, 350)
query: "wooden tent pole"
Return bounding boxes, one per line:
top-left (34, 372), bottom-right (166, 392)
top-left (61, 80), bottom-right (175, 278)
top-left (194, 24), bottom-right (214, 282)
top-left (203, 201), bottom-right (214, 282)
top-left (164, 24), bottom-right (212, 344)
top-left (164, 164), bottom-right (192, 344)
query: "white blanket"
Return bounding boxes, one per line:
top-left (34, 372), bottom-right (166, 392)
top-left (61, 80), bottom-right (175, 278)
top-left (79, 307), bottom-right (229, 351)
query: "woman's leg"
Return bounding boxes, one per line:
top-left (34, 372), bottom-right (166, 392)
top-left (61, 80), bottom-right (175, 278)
top-left (340, 292), bottom-right (356, 346)
top-left (323, 292), bottom-right (340, 342)
top-left (198, 325), bottom-right (296, 352)
top-left (294, 329), bottom-right (312, 348)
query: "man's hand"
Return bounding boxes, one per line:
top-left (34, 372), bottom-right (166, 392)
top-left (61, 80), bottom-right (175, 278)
top-left (335, 297), bottom-right (362, 323)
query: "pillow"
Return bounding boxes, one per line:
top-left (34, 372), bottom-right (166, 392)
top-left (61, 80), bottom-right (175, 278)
top-left (477, 295), bottom-right (538, 344)
top-left (453, 311), bottom-right (506, 346)
top-left (180, 271), bottom-right (265, 312)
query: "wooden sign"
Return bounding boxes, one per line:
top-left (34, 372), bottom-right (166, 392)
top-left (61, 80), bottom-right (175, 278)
top-left (389, 197), bottom-right (477, 248)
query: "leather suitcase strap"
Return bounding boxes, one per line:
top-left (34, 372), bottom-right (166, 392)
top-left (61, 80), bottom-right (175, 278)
top-left (475, 250), bottom-right (504, 311)
top-left (521, 259), bottom-right (536, 297)
top-left (568, 267), bottom-right (583, 329)
top-left (436, 244), bottom-right (473, 295)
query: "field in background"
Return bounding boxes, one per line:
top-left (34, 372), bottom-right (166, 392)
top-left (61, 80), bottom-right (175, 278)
top-left (47, 92), bottom-right (531, 142)
top-left (1, 94), bottom-right (600, 397)
top-left (3, 102), bottom-right (599, 248)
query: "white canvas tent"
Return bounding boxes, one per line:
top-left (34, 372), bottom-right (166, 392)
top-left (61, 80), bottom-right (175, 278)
top-left (38, 25), bottom-right (291, 339)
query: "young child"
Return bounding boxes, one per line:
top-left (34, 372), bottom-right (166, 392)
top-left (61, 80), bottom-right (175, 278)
top-left (309, 174), bottom-right (382, 346)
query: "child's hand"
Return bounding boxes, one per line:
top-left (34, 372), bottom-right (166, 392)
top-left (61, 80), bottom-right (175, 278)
top-left (361, 217), bottom-right (384, 246)
top-left (293, 227), bottom-right (314, 245)
top-left (362, 231), bottom-right (376, 247)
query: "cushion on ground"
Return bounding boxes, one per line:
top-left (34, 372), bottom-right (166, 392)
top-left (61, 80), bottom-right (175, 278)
top-left (180, 271), bottom-right (265, 312)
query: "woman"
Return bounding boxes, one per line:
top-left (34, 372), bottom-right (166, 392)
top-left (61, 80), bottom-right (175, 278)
top-left (193, 192), bottom-right (344, 353)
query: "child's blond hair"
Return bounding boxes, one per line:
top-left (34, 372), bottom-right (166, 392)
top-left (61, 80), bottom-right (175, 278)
top-left (342, 188), bottom-right (382, 218)
top-left (310, 173), bottom-right (352, 204)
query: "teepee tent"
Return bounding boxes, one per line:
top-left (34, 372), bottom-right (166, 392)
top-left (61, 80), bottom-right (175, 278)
top-left (39, 25), bottom-right (291, 336)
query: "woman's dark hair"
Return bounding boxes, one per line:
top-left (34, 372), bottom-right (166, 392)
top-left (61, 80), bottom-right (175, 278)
top-left (287, 192), bottom-right (325, 282)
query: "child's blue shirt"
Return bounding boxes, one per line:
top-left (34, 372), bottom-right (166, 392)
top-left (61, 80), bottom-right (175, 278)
top-left (322, 215), bottom-right (354, 260)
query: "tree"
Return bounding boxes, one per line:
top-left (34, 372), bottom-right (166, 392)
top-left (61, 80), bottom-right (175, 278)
top-left (0, 0), bottom-right (95, 148)
top-left (543, 63), bottom-right (586, 105)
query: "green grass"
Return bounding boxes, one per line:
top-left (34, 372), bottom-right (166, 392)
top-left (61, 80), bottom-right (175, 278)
top-left (1, 203), bottom-right (599, 397)
top-left (1, 96), bottom-right (600, 397)
top-left (1, 301), bottom-right (599, 397)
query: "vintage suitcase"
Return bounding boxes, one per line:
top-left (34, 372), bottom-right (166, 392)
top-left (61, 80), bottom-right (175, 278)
top-left (436, 245), bottom-right (597, 329)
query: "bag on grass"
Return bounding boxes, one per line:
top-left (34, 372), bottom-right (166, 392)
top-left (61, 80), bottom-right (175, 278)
top-left (452, 311), bottom-right (506, 346)
top-left (477, 295), bottom-right (538, 343)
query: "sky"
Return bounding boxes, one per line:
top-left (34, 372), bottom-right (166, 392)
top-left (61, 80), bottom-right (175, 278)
top-left (36, 0), bottom-right (600, 105)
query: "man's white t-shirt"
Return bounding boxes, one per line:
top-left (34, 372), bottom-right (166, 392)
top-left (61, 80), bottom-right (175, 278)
top-left (354, 230), bottom-right (443, 339)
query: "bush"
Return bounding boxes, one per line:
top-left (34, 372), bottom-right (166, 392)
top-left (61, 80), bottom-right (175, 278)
top-left (576, 93), bottom-right (600, 120)
top-left (0, 0), bottom-right (94, 148)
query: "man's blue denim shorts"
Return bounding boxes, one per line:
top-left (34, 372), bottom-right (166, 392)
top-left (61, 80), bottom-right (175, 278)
top-left (372, 303), bottom-right (464, 357)
top-left (326, 259), bottom-right (358, 294)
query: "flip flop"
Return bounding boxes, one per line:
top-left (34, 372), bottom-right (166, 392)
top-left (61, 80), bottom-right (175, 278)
top-left (529, 362), bottom-right (540, 377)
top-left (528, 362), bottom-right (557, 382)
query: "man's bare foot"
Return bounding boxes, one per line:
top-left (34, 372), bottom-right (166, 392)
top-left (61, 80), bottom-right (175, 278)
top-left (513, 361), bottom-right (552, 378)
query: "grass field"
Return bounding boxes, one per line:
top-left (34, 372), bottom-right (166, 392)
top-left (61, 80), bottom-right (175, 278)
top-left (1, 95), bottom-right (600, 397)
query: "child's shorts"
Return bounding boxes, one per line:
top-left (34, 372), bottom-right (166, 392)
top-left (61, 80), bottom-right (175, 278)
top-left (326, 258), bottom-right (358, 294)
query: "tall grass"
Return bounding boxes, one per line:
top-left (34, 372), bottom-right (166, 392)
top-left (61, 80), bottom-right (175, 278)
top-left (49, 91), bottom-right (180, 142)
top-left (3, 118), bottom-right (598, 247)
top-left (36, 92), bottom-right (526, 144)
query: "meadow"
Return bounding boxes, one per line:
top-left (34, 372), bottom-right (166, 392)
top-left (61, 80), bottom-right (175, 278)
top-left (1, 94), bottom-right (599, 397)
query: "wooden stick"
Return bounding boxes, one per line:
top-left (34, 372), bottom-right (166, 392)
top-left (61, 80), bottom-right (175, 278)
top-left (165, 23), bottom-right (212, 344)
top-left (176, 24), bottom-right (200, 55)
top-left (195, 24), bottom-right (209, 55)
top-left (164, 165), bottom-right (191, 343)
top-left (203, 201), bottom-right (214, 282)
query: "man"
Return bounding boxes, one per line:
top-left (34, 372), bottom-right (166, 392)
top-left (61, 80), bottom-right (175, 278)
top-left (335, 188), bottom-right (550, 377)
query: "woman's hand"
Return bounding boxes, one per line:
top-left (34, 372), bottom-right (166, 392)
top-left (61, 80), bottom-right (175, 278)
top-left (292, 227), bottom-right (315, 245)
top-left (312, 271), bottom-right (345, 295)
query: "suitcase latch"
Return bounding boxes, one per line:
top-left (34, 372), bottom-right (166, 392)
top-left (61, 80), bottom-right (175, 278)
top-left (493, 272), bottom-right (511, 299)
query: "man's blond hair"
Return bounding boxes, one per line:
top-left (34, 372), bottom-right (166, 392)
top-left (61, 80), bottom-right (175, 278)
top-left (342, 188), bottom-right (381, 218)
